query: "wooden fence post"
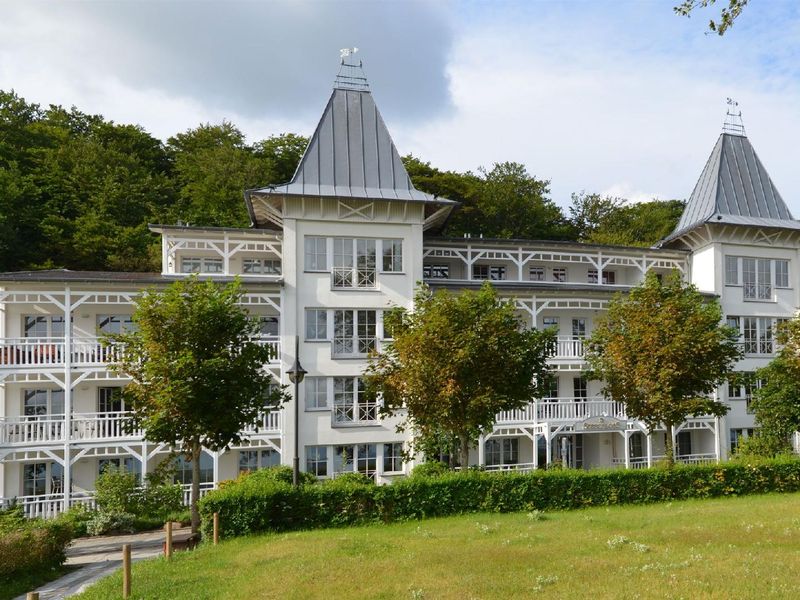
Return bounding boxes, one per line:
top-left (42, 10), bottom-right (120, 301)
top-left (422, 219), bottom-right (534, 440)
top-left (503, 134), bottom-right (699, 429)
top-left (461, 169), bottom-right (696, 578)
top-left (26, 593), bottom-right (39, 600)
top-left (165, 521), bottom-right (173, 559)
top-left (122, 543), bottom-right (131, 599)
top-left (213, 512), bottom-right (220, 545)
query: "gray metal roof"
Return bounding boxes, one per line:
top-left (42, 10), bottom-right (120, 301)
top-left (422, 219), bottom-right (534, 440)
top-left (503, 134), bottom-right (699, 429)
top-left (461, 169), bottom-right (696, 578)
top-left (666, 132), bottom-right (798, 241)
top-left (250, 62), bottom-right (454, 204)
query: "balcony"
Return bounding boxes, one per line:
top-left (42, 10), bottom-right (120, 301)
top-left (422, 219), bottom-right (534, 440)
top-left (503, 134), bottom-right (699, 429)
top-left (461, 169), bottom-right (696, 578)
top-left (0, 412), bottom-right (143, 446)
top-left (496, 398), bottom-right (627, 425)
top-left (548, 337), bottom-right (586, 362)
top-left (240, 411), bottom-right (282, 436)
top-left (0, 336), bottom-right (281, 371)
top-left (332, 400), bottom-right (380, 427)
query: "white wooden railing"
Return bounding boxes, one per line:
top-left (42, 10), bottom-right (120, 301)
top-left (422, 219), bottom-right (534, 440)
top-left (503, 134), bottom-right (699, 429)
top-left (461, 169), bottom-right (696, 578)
top-left (483, 462), bottom-right (536, 473)
top-left (0, 412), bottom-right (142, 445)
top-left (0, 491), bottom-right (96, 519)
top-left (241, 411), bottom-right (282, 435)
top-left (549, 337), bottom-right (586, 360)
top-left (496, 398), bottom-right (627, 424)
top-left (72, 412), bottom-right (143, 440)
top-left (0, 336), bottom-right (281, 369)
top-left (181, 482), bottom-right (216, 506)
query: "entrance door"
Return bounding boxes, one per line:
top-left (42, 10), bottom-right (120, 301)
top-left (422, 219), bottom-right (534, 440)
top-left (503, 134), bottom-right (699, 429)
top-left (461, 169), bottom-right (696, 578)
top-left (556, 435), bottom-right (584, 469)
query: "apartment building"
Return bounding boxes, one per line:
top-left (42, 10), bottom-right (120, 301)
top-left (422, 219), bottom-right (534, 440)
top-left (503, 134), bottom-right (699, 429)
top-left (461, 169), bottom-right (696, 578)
top-left (1, 60), bottom-right (797, 517)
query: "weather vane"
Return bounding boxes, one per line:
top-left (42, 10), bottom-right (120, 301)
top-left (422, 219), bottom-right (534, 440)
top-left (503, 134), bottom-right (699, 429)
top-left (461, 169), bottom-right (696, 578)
top-left (723, 97), bottom-right (745, 136)
top-left (340, 47), bottom-right (359, 59)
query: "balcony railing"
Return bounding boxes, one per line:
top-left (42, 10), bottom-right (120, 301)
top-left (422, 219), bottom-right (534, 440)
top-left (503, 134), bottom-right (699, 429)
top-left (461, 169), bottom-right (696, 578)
top-left (332, 401), bottom-right (380, 426)
top-left (0, 412), bottom-right (143, 445)
top-left (0, 336), bottom-right (281, 369)
top-left (241, 411), bottom-right (282, 435)
top-left (548, 337), bottom-right (586, 361)
top-left (496, 398), bottom-right (627, 424)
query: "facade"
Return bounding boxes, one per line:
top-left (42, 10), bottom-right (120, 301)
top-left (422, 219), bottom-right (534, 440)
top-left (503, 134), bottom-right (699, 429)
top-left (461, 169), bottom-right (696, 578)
top-left (1, 61), bottom-right (797, 517)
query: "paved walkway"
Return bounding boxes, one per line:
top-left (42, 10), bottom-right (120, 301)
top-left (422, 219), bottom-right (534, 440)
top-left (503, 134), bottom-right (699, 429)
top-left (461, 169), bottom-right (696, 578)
top-left (16, 527), bottom-right (192, 600)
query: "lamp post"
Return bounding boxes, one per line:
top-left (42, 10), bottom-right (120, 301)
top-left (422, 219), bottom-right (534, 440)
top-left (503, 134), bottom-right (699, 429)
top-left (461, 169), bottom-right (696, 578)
top-left (287, 336), bottom-right (307, 487)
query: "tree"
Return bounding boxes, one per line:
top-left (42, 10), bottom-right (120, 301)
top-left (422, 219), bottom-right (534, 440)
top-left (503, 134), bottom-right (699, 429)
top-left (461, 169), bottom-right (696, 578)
top-left (674, 0), bottom-right (749, 35)
top-left (743, 319), bottom-right (800, 455)
top-left (107, 277), bottom-right (285, 533)
top-left (586, 271), bottom-right (741, 466)
top-left (569, 192), bottom-right (685, 247)
top-left (366, 282), bottom-right (555, 468)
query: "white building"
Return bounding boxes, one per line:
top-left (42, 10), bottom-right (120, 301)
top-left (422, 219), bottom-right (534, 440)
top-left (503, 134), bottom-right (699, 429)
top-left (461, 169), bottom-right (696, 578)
top-left (1, 61), bottom-right (797, 517)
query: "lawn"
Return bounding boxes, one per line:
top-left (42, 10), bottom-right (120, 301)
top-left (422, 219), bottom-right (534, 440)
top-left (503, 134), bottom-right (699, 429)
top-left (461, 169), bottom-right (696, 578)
top-left (76, 493), bottom-right (800, 599)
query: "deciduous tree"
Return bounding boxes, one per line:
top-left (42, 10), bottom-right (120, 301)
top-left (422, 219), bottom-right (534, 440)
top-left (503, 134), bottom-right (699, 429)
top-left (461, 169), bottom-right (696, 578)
top-left (586, 271), bottom-right (741, 466)
top-left (366, 283), bottom-right (555, 468)
top-left (108, 277), bottom-right (285, 533)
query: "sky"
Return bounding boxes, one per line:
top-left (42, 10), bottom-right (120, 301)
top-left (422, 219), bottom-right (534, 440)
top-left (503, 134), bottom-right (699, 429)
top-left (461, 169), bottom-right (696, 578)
top-left (2, 0), bottom-right (800, 212)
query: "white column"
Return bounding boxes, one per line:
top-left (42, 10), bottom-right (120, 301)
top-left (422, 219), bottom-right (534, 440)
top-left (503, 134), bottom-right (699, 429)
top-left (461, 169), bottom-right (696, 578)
top-left (646, 431), bottom-right (653, 468)
top-left (477, 434), bottom-right (485, 467)
top-left (140, 442), bottom-right (148, 486)
top-left (63, 286), bottom-right (72, 512)
top-left (623, 430), bottom-right (630, 469)
top-left (532, 432), bottom-right (539, 470)
top-left (223, 233), bottom-right (230, 275)
top-left (714, 417), bottom-right (721, 463)
top-left (545, 429), bottom-right (552, 466)
top-left (212, 450), bottom-right (220, 487)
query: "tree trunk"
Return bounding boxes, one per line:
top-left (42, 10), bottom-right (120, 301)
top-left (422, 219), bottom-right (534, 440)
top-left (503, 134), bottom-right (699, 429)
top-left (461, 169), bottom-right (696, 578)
top-left (459, 435), bottom-right (470, 471)
top-left (190, 440), bottom-right (201, 534)
top-left (664, 423), bottom-right (675, 469)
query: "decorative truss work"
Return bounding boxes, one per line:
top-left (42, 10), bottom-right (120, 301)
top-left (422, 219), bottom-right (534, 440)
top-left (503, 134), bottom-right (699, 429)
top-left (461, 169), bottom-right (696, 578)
top-left (423, 244), bottom-right (687, 279)
top-left (511, 297), bottom-right (609, 319)
top-left (337, 199), bottom-right (375, 220)
top-left (162, 232), bottom-right (282, 276)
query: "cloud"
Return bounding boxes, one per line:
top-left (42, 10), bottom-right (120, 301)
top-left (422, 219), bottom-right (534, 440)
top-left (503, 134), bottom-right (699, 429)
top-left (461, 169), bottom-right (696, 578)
top-left (0, 0), bottom-right (454, 130)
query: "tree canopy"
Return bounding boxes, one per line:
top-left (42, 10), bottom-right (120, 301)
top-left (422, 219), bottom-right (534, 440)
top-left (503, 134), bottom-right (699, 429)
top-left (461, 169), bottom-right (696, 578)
top-left (107, 277), bottom-right (285, 532)
top-left (586, 271), bottom-right (741, 466)
top-left (366, 282), bottom-right (555, 468)
top-left (674, 0), bottom-right (750, 35)
top-left (742, 319), bottom-right (800, 456)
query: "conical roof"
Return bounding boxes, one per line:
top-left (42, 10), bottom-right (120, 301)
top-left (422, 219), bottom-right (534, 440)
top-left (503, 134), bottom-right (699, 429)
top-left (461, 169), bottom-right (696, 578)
top-left (665, 132), bottom-right (799, 242)
top-left (250, 61), bottom-right (453, 204)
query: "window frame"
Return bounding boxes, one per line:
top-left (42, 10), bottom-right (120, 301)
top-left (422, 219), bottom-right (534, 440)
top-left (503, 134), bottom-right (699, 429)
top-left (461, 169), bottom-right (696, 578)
top-left (304, 377), bottom-right (329, 411)
top-left (381, 239), bottom-right (403, 273)
top-left (305, 309), bottom-right (328, 341)
top-left (180, 256), bottom-right (223, 274)
top-left (333, 309), bottom-right (377, 357)
top-left (304, 236), bottom-right (328, 272)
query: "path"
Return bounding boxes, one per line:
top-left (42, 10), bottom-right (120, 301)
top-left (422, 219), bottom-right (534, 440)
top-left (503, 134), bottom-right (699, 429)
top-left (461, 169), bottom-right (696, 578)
top-left (15, 526), bottom-right (192, 600)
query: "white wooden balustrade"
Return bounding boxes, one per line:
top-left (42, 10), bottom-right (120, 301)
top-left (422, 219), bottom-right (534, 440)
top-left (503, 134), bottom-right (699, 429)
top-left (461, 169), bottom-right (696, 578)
top-left (550, 337), bottom-right (586, 360)
top-left (241, 411), bottom-right (282, 435)
top-left (0, 413), bottom-right (142, 445)
top-left (496, 398), bottom-right (627, 424)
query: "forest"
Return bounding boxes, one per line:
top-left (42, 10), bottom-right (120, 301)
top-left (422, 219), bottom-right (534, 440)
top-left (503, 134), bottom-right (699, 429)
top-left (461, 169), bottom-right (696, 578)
top-left (0, 90), bottom-right (685, 273)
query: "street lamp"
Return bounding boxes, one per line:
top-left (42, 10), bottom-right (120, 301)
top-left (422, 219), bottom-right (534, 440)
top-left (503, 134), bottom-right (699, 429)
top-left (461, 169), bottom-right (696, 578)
top-left (287, 336), bottom-right (307, 487)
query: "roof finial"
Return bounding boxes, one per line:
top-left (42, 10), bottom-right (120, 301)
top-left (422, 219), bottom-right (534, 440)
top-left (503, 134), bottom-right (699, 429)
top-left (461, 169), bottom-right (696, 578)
top-left (334, 48), bottom-right (369, 91)
top-left (723, 98), bottom-right (746, 136)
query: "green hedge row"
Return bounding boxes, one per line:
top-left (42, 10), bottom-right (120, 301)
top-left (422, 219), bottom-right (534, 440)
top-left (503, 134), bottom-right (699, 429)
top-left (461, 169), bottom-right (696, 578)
top-left (198, 459), bottom-right (800, 539)
top-left (0, 506), bottom-right (74, 579)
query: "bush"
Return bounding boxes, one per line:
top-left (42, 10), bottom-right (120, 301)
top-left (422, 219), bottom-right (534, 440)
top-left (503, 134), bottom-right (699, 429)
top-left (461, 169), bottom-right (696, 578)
top-left (138, 484), bottom-right (184, 521)
top-left (199, 458), bottom-right (800, 539)
top-left (0, 511), bottom-right (73, 579)
top-left (94, 466), bottom-right (139, 514)
top-left (409, 461), bottom-right (449, 478)
top-left (86, 511), bottom-right (136, 536)
top-left (326, 472), bottom-right (375, 486)
top-left (56, 504), bottom-right (95, 538)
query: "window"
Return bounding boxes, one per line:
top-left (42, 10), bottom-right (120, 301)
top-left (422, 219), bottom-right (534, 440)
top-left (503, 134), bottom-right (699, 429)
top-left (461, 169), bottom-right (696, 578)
top-left (529, 267), bottom-right (545, 281)
top-left (423, 264), bottom-right (449, 279)
top-left (473, 264), bottom-right (506, 280)
top-left (629, 432), bottom-right (644, 458)
top-left (382, 239), bottom-right (402, 272)
top-left (676, 431), bottom-right (692, 457)
top-left (255, 316), bottom-right (279, 337)
top-left (729, 428), bottom-right (756, 454)
top-left (485, 438), bottom-right (519, 466)
top-left (180, 257), bottom-right (223, 273)
top-left (334, 445), bottom-right (355, 474)
top-left (572, 318), bottom-right (586, 338)
top-left (98, 387), bottom-right (124, 413)
top-left (99, 457), bottom-right (141, 477)
top-left (97, 315), bottom-right (135, 335)
top-left (23, 389), bottom-right (64, 417)
top-left (544, 374), bottom-right (559, 399)
top-left (243, 258), bottom-right (281, 275)
top-left (333, 378), bottom-right (378, 424)
top-left (552, 268), bottom-right (567, 282)
top-left (24, 315), bottom-right (65, 338)
top-left (238, 449), bottom-right (279, 474)
top-left (333, 310), bottom-right (376, 356)
top-left (23, 463), bottom-right (50, 496)
top-left (333, 238), bottom-right (376, 288)
top-left (725, 256), bottom-right (739, 285)
top-left (542, 317), bottom-right (559, 331)
top-left (357, 444), bottom-right (377, 476)
top-left (775, 260), bottom-right (789, 288)
top-left (304, 236), bottom-right (327, 271)
top-left (173, 454), bottom-right (213, 484)
top-left (587, 270), bottom-right (616, 284)
top-left (383, 443), bottom-right (404, 473)
top-left (573, 377), bottom-right (587, 399)
top-left (305, 309), bottom-right (327, 340)
top-left (743, 317), bottom-right (773, 355)
top-left (305, 377), bottom-right (328, 410)
top-left (306, 446), bottom-right (328, 476)
top-left (742, 257), bottom-right (772, 300)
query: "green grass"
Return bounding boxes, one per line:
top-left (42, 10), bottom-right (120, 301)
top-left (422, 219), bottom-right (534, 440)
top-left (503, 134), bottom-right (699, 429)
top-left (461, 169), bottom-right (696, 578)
top-left (76, 493), bottom-right (800, 599)
top-left (1, 565), bottom-right (77, 600)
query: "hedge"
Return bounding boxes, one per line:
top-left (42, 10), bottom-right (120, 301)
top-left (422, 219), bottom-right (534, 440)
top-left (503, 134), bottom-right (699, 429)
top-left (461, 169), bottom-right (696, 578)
top-left (0, 506), bottom-right (74, 579)
top-left (198, 458), bottom-right (800, 539)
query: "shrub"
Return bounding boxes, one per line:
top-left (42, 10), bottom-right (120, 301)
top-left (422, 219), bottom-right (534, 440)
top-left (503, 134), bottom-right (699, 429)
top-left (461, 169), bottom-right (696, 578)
top-left (0, 515), bottom-right (73, 578)
top-left (56, 504), bottom-right (95, 538)
top-left (326, 472), bottom-right (375, 486)
top-left (199, 458), bottom-right (800, 539)
top-left (409, 461), bottom-right (449, 478)
top-left (94, 466), bottom-right (139, 514)
top-left (138, 483), bottom-right (184, 521)
top-left (86, 511), bottom-right (136, 536)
